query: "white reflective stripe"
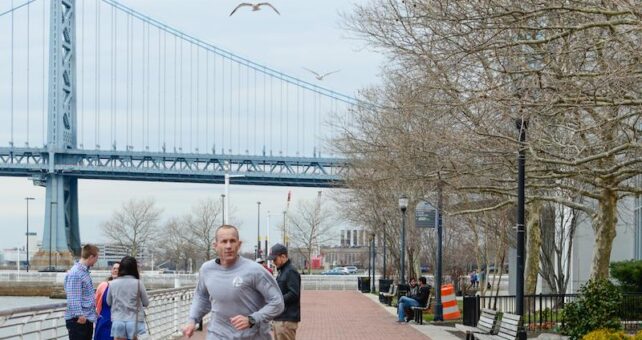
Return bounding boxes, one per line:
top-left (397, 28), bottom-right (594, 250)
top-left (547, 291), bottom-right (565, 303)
top-left (441, 294), bottom-right (456, 303)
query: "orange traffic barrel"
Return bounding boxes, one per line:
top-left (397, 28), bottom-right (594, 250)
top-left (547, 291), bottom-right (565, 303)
top-left (441, 283), bottom-right (461, 320)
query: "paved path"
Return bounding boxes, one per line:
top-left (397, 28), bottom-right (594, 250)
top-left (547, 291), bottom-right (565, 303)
top-left (177, 291), bottom-right (463, 339)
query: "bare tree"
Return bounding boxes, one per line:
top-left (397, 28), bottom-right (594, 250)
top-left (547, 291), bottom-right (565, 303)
top-left (287, 192), bottom-right (338, 274)
top-left (341, 0), bottom-right (642, 279)
top-left (155, 217), bottom-right (195, 271)
top-left (183, 198), bottom-right (222, 263)
top-left (101, 198), bottom-right (162, 257)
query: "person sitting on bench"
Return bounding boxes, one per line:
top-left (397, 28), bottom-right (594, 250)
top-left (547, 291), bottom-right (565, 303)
top-left (397, 277), bottom-right (430, 323)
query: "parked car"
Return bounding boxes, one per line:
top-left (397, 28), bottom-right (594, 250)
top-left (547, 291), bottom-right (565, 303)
top-left (345, 266), bottom-right (359, 274)
top-left (322, 267), bottom-right (349, 275)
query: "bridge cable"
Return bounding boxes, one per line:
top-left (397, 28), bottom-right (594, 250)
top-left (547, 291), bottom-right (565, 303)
top-left (11, 0), bottom-right (14, 147)
top-left (0, 0), bottom-right (36, 18)
top-left (213, 51), bottom-right (217, 153)
top-left (205, 48), bottom-right (209, 153)
top-left (238, 61), bottom-right (241, 153)
top-left (254, 69), bottom-right (257, 154)
top-left (26, 0), bottom-right (30, 146)
top-left (280, 78), bottom-right (283, 155)
top-left (221, 55), bottom-right (225, 154)
top-left (110, 5), bottom-right (115, 149)
top-left (229, 59), bottom-right (233, 153)
top-left (141, 20), bottom-right (145, 149)
top-left (146, 22), bottom-right (151, 150)
top-left (179, 39), bottom-right (183, 151)
top-left (270, 74), bottom-right (273, 156)
top-left (189, 43), bottom-right (193, 152)
top-left (96, 1), bottom-right (101, 149)
top-left (80, 0), bottom-right (85, 147)
top-left (42, 0), bottom-right (45, 145)
top-left (171, 33), bottom-right (176, 151)
top-left (246, 63), bottom-right (250, 154)
top-left (162, 31), bottom-right (167, 151)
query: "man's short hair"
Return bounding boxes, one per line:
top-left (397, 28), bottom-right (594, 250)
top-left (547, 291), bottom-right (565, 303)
top-left (419, 277), bottom-right (427, 285)
top-left (215, 224), bottom-right (240, 242)
top-left (81, 244), bottom-right (99, 259)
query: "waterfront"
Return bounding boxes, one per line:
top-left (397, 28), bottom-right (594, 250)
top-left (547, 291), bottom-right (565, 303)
top-left (0, 296), bottom-right (64, 312)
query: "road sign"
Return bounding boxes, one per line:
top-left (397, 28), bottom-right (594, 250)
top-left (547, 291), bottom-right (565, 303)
top-left (415, 200), bottom-right (437, 228)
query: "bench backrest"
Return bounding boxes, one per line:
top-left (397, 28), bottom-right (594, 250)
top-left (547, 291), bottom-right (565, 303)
top-left (387, 284), bottom-right (395, 295)
top-left (496, 312), bottom-right (521, 340)
top-left (476, 308), bottom-right (498, 333)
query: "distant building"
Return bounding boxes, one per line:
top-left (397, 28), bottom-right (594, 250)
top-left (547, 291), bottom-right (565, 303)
top-left (95, 243), bottom-right (152, 269)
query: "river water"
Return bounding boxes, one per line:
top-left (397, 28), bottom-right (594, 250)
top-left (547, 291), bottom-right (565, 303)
top-left (0, 296), bottom-right (65, 312)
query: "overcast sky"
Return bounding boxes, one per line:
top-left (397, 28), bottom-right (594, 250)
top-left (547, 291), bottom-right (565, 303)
top-left (0, 0), bottom-right (383, 254)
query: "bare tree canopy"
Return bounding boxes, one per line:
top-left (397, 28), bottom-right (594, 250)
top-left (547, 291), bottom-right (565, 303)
top-left (101, 198), bottom-right (162, 257)
top-left (287, 192), bottom-right (338, 274)
top-left (340, 0), bottom-right (642, 279)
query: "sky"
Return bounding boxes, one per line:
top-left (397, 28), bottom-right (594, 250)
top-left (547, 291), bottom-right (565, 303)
top-left (0, 0), bottom-right (384, 254)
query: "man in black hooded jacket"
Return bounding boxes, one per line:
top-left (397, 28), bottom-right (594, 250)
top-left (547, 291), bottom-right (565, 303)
top-left (267, 243), bottom-right (301, 340)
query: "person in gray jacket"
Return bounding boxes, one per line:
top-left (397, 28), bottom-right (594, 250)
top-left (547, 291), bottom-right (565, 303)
top-left (183, 224), bottom-right (284, 339)
top-left (107, 256), bottom-right (149, 340)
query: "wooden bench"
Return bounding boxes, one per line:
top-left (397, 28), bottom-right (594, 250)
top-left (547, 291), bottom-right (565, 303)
top-left (474, 312), bottom-right (522, 340)
top-left (409, 293), bottom-right (433, 325)
top-left (380, 284), bottom-right (397, 306)
top-left (454, 308), bottom-right (499, 340)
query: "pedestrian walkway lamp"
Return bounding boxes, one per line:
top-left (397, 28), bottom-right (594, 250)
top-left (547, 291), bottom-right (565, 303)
top-left (382, 223), bottom-right (387, 279)
top-left (515, 118), bottom-right (528, 340)
top-left (434, 181), bottom-right (444, 321)
top-left (398, 194), bottom-right (409, 284)
top-left (257, 201), bottom-right (261, 259)
top-left (25, 197), bottom-right (35, 272)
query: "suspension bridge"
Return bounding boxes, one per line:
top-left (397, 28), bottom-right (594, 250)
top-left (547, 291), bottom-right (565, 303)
top-left (0, 0), bottom-right (359, 267)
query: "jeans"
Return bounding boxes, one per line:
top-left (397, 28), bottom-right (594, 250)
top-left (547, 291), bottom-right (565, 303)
top-left (111, 320), bottom-right (146, 339)
top-left (66, 318), bottom-right (94, 340)
top-left (397, 296), bottom-right (419, 321)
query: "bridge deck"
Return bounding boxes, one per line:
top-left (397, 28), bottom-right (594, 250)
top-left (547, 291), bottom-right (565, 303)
top-left (177, 290), bottom-right (431, 340)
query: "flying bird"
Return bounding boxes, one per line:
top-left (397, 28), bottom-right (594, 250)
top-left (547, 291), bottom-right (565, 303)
top-left (230, 2), bottom-right (280, 16)
top-left (303, 67), bottom-right (340, 81)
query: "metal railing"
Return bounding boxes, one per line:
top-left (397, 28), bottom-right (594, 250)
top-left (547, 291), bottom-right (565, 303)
top-left (0, 286), bottom-right (204, 339)
top-left (468, 293), bottom-right (642, 332)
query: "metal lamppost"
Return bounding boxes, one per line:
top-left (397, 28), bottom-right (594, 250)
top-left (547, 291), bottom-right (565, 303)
top-left (371, 232), bottom-right (376, 293)
top-left (515, 118), bottom-right (528, 340)
top-left (398, 194), bottom-right (409, 284)
top-left (221, 194), bottom-right (226, 225)
top-left (382, 224), bottom-right (387, 279)
top-left (257, 201), bottom-right (261, 259)
top-left (25, 197), bottom-right (35, 272)
top-left (434, 181), bottom-right (444, 321)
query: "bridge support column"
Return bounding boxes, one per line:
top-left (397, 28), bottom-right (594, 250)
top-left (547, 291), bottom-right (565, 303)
top-left (31, 174), bottom-right (79, 270)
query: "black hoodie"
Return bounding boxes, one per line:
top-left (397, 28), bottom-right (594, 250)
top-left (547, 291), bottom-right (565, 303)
top-left (274, 259), bottom-right (301, 322)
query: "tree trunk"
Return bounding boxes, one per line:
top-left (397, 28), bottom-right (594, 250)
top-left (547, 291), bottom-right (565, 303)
top-left (525, 201), bottom-right (542, 296)
top-left (590, 187), bottom-right (618, 279)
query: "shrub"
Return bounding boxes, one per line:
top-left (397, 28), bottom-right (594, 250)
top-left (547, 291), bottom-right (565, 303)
top-left (583, 329), bottom-right (642, 340)
top-left (561, 278), bottom-right (623, 339)
top-left (582, 329), bottom-right (627, 340)
top-left (610, 260), bottom-right (642, 293)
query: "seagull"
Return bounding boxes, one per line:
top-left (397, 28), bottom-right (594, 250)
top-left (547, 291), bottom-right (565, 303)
top-left (229, 2), bottom-right (280, 16)
top-left (303, 67), bottom-right (341, 81)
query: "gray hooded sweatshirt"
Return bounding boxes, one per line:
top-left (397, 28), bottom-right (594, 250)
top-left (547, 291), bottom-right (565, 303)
top-left (188, 256), bottom-right (284, 339)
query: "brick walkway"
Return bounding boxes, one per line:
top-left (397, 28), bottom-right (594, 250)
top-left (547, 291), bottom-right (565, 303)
top-left (178, 290), bottom-right (429, 340)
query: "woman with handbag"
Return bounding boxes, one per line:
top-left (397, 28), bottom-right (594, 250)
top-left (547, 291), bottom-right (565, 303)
top-left (107, 256), bottom-right (149, 340)
top-left (94, 262), bottom-right (120, 340)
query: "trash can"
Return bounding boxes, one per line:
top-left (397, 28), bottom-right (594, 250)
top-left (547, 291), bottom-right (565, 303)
top-left (463, 295), bottom-right (480, 326)
top-left (378, 279), bottom-right (394, 302)
top-left (397, 283), bottom-right (409, 298)
top-left (358, 276), bottom-right (371, 293)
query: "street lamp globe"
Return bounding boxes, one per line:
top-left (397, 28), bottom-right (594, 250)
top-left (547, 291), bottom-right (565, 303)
top-left (398, 194), bottom-right (409, 212)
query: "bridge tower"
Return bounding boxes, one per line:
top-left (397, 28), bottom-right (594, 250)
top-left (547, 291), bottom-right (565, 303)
top-left (32, 0), bottom-right (79, 270)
